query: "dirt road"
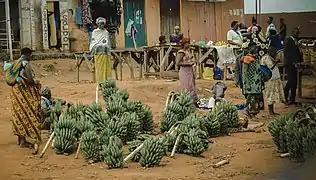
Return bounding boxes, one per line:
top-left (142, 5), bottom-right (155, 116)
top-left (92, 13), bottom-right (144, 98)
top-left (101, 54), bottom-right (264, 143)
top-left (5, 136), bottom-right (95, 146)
top-left (0, 59), bottom-right (296, 180)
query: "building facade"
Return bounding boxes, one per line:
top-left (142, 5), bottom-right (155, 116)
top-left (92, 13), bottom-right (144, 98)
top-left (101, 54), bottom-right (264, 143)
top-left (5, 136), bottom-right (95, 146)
top-left (9, 0), bottom-right (316, 52)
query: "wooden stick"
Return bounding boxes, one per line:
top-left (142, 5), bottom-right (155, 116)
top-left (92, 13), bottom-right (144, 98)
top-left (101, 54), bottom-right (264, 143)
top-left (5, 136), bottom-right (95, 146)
top-left (171, 133), bottom-right (186, 157)
top-left (39, 132), bottom-right (55, 158)
top-left (95, 84), bottom-right (99, 103)
top-left (280, 153), bottom-right (290, 158)
top-left (212, 159), bottom-right (230, 168)
top-left (124, 143), bottom-right (144, 163)
top-left (75, 143), bottom-right (81, 159)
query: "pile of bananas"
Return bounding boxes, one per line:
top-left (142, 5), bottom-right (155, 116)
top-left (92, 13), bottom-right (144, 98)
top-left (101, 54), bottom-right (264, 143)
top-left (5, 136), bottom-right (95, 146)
top-left (139, 137), bottom-right (165, 167)
top-left (164, 113), bottom-right (210, 156)
top-left (101, 135), bottom-right (124, 169)
top-left (203, 111), bottom-right (221, 137)
top-left (160, 90), bottom-right (196, 132)
top-left (126, 134), bottom-right (153, 162)
top-left (53, 115), bottom-right (77, 154)
top-left (126, 100), bottom-right (154, 132)
top-left (269, 107), bottom-right (316, 162)
top-left (268, 113), bottom-right (291, 153)
top-left (80, 131), bottom-right (100, 161)
top-left (204, 100), bottom-right (240, 135)
top-left (107, 112), bottom-right (140, 143)
top-left (183, 128), bottom-right (209, 156)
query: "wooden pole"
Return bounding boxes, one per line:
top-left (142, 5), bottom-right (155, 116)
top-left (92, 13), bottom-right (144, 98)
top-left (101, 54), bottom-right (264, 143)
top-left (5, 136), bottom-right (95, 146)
top-left (39, 132), bottom-right (55, 158)
top-left (5, 0), bottom-right (13, 61)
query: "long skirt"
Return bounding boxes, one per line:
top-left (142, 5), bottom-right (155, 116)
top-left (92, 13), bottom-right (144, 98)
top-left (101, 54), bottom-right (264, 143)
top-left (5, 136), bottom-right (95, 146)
top-left (264, 78), bottom-right (285, 105)
top-left (94, 54), bottom-right (111, 83)
top-left (179, 66), bottom-right (197, 101)
top-left (11, 80), bottom-right (42, 144)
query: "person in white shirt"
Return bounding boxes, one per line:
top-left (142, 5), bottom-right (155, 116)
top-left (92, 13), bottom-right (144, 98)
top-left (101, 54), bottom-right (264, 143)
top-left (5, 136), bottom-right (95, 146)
top-left (227, 21), bottom-right (243, 47)
top-left (260, 46), bottom-right (285, 115)
top-left (266, 16), bottom-right (277, 38)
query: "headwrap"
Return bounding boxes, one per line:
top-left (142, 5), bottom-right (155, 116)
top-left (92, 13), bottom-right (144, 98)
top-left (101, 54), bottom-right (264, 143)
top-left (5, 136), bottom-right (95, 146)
top-left (179, 38), bottom-right (190, 47)
top-left (96, 17), bottom-right (106, 26)
top-left (174, 26), bottom-right (180, 30)
top-left (41, 86), bottom-right (51, 99)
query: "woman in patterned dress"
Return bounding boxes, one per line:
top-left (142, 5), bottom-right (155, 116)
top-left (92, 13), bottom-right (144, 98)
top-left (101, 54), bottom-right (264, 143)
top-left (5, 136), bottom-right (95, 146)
top-left (261, 46), bottom-right (285, 115)
top-left (5, 47), bottom-right (42, 154)
top-left (242, 42), bottom-right (263, 118)
top-left (175, 38), bottom-right (198, 105)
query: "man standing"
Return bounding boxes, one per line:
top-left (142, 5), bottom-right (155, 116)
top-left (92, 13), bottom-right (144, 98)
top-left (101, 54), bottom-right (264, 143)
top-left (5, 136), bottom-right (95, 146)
top-left (227, 21), bottom-right (243, 47)
top-left (279, 18), bottom-right (287, 42)
top-left (266, 16), bottom-right (276, 38)
top-left (283, 28), bottom-right (303, 105)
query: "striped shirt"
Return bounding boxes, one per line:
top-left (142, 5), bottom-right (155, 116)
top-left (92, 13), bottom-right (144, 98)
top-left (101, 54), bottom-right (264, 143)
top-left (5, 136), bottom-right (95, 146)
top-left (239, 29), bottom-right (248, 40)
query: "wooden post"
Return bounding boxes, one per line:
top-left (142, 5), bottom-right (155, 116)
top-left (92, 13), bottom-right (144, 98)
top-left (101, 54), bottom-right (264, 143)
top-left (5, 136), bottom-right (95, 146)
top-left (160, 46), bottom-right (172, 77)
top-left (144, 50), bottom-right (148, 75)
top-left (198, 47), bottom-right (203, 79)
top-left (127, 52), bottom-right (135, 79)
top-left (120, 52), bottom-right (123, 81)
top-left (76, 57), bottom-right (80, 82)
top-left (139, 52), bottom-right (143, 79)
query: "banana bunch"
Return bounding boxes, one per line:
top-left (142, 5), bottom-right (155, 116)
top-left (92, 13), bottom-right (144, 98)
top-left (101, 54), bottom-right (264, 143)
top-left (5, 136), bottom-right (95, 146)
top-left (175, 90), bottom-right (196, 119)
top-left (183, 128), bottom-right (209, 156)
top-left (268, 114), bottom-right (291, 153)
top-left (106, 98), bottom-right (127, 117)
top-left (126, 100), bottom-right (154, 132)
top-left (301, 125), bottom-right (316, 159)
top-left (65, 102), bottom-right (86, 120)
top-left (215, 101), bottom-right (240, 128)
top-left (203, 111), bottom-right (221, 137)
top-left (86, 110), bottom-right (109, 131)
top-left (101, 135), bottom-right (124, 169)
top-left (160, 102), bottom-right (182, 132)
top-left (80, 131), bottom-right (100, 161)
top-left (126, 134), bottom-right (154, 162)
top-left (99, 128), bottom-right (113, 146)
top-left (214, 41), bottom-right (228, 46)
top-left (110, 89), bottom-right (129, 102)
top-left (139, 137), bottom-right (165, 167)
top-left (285, 119), bottom-right (303, 160)
top-left (76, 116), bottom-right (95, 138)
top-left (85, 102), bottom-right (103, 115)
top-left (161, 90), bottom-right (196, 133)
top-left (49, 101), bottom-right (63, 121)
top-left (212, 106), bottom-right (229, 135)
top-left (180, 113), bottom-right (208, 135)
top-left (121, 112), bottom-right (140, 142)
top-left (107, 112), bottom-right (140, 143)
top-left (100, 79), bottom-right (119, 101)
top-left (53, 115), bottom-right (77, 154)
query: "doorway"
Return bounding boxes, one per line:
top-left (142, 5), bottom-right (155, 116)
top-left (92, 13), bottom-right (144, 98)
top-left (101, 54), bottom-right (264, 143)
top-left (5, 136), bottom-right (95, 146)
top-left (123, 0), bottom-right (147, 48)
top-left (47, 1), bottom-right (61, 50)
top-left (160, 0), bottom-right (180, 41)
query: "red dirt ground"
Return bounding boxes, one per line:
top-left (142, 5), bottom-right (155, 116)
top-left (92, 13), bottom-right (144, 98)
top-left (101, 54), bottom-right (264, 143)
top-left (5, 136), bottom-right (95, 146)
top-left (0, 59), bottom-right (301, 180)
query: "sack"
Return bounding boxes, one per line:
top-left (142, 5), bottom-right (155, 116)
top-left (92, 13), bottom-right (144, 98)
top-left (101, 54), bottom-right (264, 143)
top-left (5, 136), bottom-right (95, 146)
top-left (260, 65), bottom-right (272, 82)
top-left (4, 60), bottom-right (23, 86)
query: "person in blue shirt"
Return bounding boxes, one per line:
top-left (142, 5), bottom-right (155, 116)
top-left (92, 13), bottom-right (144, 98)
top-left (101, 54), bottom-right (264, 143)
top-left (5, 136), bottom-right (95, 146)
top-left (269, 29), bottom-right (283, 51)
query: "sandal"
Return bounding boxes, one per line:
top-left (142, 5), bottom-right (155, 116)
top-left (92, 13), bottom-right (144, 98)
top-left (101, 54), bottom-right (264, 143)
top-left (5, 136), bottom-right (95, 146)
top-left (32, 144), bottom-right (39, 155)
